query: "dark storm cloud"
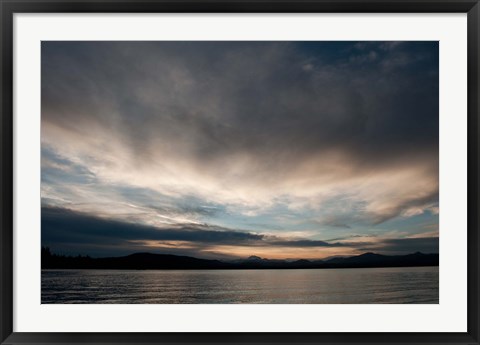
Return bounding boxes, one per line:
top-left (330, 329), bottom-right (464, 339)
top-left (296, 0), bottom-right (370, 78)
top-left (268, 239), bottom-right (342, 247)
top-left (42, 206), bottom-right (263, 246)
top-left (42, 41), bottom-right (438, 166)
top-left (359, 237), bottom-right (439, 255)
top-left (42, 206), bottom-right (349, 257)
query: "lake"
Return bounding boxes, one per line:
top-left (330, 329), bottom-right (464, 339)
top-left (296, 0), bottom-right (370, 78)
top-left (42, 266), bottom-right (438, 304)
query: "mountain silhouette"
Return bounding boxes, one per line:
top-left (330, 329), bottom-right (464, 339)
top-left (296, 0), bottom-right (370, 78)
top-left (42, 247), bottom-right (439, 270)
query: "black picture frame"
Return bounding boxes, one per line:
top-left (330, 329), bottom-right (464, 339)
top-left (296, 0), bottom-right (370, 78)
top-left (1, 1), bottom-right (479, 344)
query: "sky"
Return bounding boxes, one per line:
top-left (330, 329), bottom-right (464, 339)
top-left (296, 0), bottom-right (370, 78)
top-left (41, 41), bottom-right (439, 260)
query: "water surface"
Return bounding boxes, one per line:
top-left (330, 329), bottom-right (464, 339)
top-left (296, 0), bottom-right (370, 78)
top-left (42, 266), bottom-right (438, 304)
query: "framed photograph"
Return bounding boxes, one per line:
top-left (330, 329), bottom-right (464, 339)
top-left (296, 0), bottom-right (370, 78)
top-left (1, 0), bottom-right (479, 344)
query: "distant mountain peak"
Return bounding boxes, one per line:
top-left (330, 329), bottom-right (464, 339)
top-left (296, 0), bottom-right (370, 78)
top-left (247, 255), bottom-right (264, 261)
top-left (359, 252), bottom-right (381, 257)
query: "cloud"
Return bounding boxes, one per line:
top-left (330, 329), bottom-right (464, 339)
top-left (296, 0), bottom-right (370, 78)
top-left (268, 239), bottom-right (343, 247)
top-left (358, 237), bottom-right (439, 255)
top-left (42, 206), bottom-right (438, 258)
top-left (42, 206), bottom-right (345, 251)
top-left (42, 206), bottom-right (262, 246)
top-left (41, 41), bottom-right (439, 256)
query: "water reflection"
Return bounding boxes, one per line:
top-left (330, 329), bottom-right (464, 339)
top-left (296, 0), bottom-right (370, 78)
top-left (42, 266), bottom-right (439, 304)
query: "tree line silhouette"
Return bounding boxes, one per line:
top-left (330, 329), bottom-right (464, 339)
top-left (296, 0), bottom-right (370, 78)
top-left (42, 247), bottom-right (439, 270)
